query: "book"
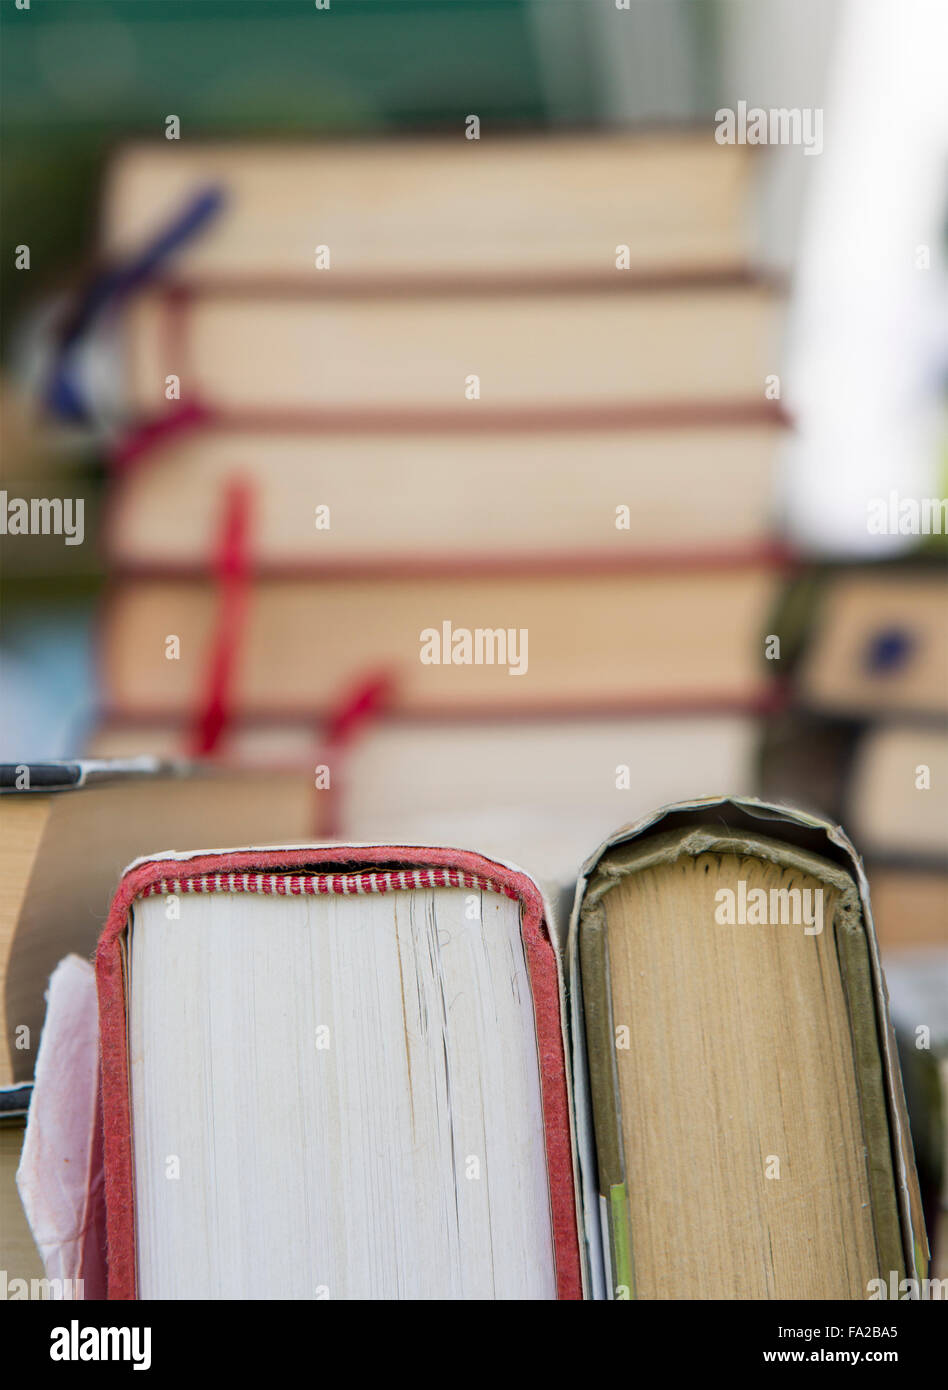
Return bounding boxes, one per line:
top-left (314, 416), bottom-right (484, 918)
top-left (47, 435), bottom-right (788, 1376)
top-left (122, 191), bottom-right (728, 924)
top-left (760, 715), bottom-right (948, 864)
top-left (102, 134), bottom-right (755, 286)
top-left (567, 797), bottom-right (926, 1299)
top-left (85, 713), bottom-right (760, 885)
top-left (869, 869), bottom-right (948, 952)
top-left (846, 723), bottom-right (948, 861)
top-left (0, 758), bottom-right (315, 1086)
top-left (99, 565), bottom-right (780, 722)
top-left (122, 280), bottom-right (780, 421)
top-left (95, 843), bottom-right (582, 1299)
top-left (759, 705), bottom-right (947, 966)
top-left (105, 420), bottom-right (783, 573)
top-left (794, 568), bottom-right (947, 718)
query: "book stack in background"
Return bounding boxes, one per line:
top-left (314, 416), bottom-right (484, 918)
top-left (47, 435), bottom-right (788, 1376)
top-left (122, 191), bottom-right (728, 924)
top-left (760, 561), bottom-right (948, 1273)
top-left (85, 132), bottom-right (787, 882)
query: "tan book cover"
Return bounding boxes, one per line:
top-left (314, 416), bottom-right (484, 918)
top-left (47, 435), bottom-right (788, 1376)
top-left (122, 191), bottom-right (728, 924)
top-left (797, 570), bottom-right (948, 719)
top-left (99, 566), bottom-right (780, 720)
top-left (103, 134), bottom-right (754, 284)
top-left (123, 282), bottom-right (780, 419)
top-left (106, 422), bottom-right (782, 573)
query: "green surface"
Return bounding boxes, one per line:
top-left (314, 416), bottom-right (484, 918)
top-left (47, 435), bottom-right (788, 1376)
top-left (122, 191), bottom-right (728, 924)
top-left (0, 0), bottom-right (723, 355)
top-left (0, 0), bottom-right (551, 354)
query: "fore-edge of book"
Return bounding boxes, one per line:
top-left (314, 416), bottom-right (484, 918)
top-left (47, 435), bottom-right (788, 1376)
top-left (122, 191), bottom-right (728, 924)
top-left (95, 841), bottom-right (588, 1299)
top-left (565, 794), bottom-right (928, 1300)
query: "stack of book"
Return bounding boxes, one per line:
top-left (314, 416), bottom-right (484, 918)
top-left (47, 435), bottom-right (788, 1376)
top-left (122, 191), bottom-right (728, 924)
top-left (84, 132), bottom-right (787, 881)
top-left (11, 134), bottom-right (928, 1303)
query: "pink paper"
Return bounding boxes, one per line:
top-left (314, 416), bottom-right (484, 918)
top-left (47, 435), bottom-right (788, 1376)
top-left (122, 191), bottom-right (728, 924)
top-left (17, 955), bottom-right (107, 1299)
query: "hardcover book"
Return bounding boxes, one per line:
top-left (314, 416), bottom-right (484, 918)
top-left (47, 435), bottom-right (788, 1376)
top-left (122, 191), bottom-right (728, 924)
top-left (122, 281), bottom-right (780, 422)
top-left (99, 565), bottom-right (780, 722)
top-left (105, 420), bottom-right (783, 574)
top-left (102, 134), bottom-right (756, 285)
top-left (793, 569), bottom-right (947, 719)
top-left (95, 843), bottom-right (583, 1299)
top-left (567, 797), bottom-right (927, 1299)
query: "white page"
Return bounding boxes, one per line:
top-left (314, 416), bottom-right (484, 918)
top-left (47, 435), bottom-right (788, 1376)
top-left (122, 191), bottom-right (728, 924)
top-left (128, 885), bottom-right (556, 1299)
